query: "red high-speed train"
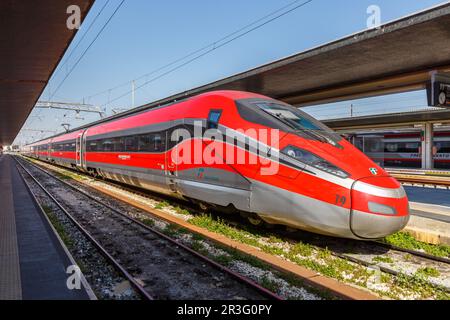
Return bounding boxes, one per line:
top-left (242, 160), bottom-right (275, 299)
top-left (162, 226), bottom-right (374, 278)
top-left (23, 91), bottom-right (410, 239)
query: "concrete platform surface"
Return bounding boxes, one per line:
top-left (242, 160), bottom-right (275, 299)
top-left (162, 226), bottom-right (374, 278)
top-left (0, 155), bottom-right (90, 300)
top-left (405, 186), bottom-right (450, 207)
top-left (405, 215), bottom-right (450, 246)
top-left (399, 186), bottom-right (450, 245)
top-left (410, 202), bottom-right (450, 224)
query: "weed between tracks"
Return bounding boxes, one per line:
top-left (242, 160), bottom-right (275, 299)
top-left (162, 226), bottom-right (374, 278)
top-left (43, 205), bottom-right (75, 249)
top-left (415, 267), bottom-right (440, 278)
top-left (382, 232), bottom-right (450, 258)
top-left (155, 201), bottom-right (170, 210)
top-left (189, 214), bottom-right (450, 300)
top-left (372, 256), bottom-right (394, 264)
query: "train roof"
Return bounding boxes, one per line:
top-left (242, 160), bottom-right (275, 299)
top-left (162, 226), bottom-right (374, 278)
top-left (26, 90), bottom-right (269, 146)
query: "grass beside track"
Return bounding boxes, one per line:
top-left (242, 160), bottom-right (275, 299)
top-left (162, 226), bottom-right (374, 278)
top-left (189, 214), bottom-right (450, 300)
top-left (382, 232), bottom-right (450, 258)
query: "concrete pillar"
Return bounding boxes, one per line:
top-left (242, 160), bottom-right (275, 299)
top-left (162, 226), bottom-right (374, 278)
top-left (421, 123), bottom-right (434, 169)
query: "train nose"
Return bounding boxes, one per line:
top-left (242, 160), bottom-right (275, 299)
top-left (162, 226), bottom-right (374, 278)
top-left (350, 176), bottom-right (410, 239)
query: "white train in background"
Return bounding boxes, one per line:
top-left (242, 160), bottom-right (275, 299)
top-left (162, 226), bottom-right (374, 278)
top-left (348, 131), bottom-right (450, 169)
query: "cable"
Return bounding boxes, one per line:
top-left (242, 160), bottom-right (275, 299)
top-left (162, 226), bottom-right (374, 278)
top-left (49, 0), bottom-right (126, 100)
top-left (103, 0), bottom-right (314, 107)
top-left (83, 0), bottom-right (313, 102)
top-left (54, 0), bottom-right (111, 78)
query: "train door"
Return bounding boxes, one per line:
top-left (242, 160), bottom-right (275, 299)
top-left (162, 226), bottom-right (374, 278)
top-left (47, 143), bottom-right (51, 161)
top-left (81, 130), bottom-right (88, 170)
top-left (76, 134), bottom-right (82, 167)
top-left (165, 128), bottom-right (180, 192)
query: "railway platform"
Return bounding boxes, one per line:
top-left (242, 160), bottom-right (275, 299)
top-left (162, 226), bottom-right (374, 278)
top-left (0, 155), bottom-right (93, 300)
top-left (403, 186), bottom-right (450, 245)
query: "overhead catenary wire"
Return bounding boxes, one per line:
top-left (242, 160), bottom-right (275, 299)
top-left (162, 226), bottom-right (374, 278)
top-left (83, 0), bottom-right (314, 103)
top-left (53, 0), bottom-right (112, 78)
top-left (33, 1), bottom-right (111, 128)
top-left (102, 0), bottom-right (314, 107)
top-left (49, 0), bottom-right (126, 101)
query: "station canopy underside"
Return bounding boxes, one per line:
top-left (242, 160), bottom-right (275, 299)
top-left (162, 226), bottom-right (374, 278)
top-left (137, 2), bottom-right (450, 112)
top-left (0, 0), bottom-right (94, 146)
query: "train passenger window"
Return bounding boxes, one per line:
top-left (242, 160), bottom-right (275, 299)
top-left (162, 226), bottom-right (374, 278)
top-left (207, 110), bottom-right (222, 129)
top-left (386, 144), bottom-right (398, 152)
top-left (138, 135), bottom-right (152, 152)
top-left (87, 141), bottom-right (98, 152)
top-left (113, 137), bottom-right (125, 152)
top-left (125, 136), bottom-right (138, 152)
top-left (103, 140), bottom-right (114, 152)
top-left (152, 134), bottom-right (164, 152)
top-left (436, 142), bottom-right (450, 153)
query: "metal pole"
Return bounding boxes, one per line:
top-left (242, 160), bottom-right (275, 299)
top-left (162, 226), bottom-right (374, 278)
top-left (424, 123), bottom-right (434, 169)
top-left (421, 123), bottom-right (434, 169)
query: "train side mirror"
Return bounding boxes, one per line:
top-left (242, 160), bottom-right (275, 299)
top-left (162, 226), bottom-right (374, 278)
top-left (207, 110), bottom-right (222, 130)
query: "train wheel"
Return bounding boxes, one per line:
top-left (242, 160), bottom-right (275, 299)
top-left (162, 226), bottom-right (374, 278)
top-left (248, 216), bottom-right (263, 226)
top-left (198, 202), bottom-right (209, 212)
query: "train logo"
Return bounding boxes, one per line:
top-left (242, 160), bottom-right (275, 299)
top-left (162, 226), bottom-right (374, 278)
top-left (369, 168), bottom-right (378, 175)
top-left (197, 168), bottom-right (205, 179)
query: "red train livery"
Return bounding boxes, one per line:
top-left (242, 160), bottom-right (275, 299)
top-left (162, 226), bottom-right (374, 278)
top-left (24, 91), bottom-right (410, 239)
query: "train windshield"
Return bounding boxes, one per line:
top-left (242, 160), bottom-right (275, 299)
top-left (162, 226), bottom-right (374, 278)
top-left (253, 102), bottom-right (342, 144)
top-left (256, 102), bottom-right (324, 131)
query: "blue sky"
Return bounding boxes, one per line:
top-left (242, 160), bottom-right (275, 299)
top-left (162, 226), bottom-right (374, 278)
top-left (15, 0), bottom-right (447, 145)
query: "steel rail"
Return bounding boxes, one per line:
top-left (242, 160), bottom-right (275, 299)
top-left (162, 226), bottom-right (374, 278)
top-left (373, 241), bottom-right (450, 265)
top-left (16, 156), bottom-right (282, 301)
top-left (332, 251), bottom-right (450, 294)
top-left (395, 176), bottom-right (450, 188)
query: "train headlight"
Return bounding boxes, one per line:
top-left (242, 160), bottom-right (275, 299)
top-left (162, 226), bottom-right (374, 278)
top-left (368, 202), bottom-right (397, 215)
top-left (282, 145), bottom-right (349, 178)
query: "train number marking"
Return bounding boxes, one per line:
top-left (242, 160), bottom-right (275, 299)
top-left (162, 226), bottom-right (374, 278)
top-left (335, 195), bottom-right (347, 206)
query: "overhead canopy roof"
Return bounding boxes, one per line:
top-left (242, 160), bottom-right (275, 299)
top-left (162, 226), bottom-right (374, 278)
top-left (18, 2), bottom-right (450, 146)
top-left (323, 109), bottom-right (450, 130)
top-left (0, 0), bottom-right (94, 146)
top-left (141, 2), bottom-right (450, 109)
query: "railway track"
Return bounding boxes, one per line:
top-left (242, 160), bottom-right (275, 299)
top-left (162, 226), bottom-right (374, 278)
top-left (15, 156), bottom-right (282, 300)
top-left (387, 168), bottom-right (450, 177)
top-left (21, 156), bottom-right (450, 298)
top-left (387, 169), bottom-right (450, 188)
top-left (16, 159), bottom-right (149, 300)
top-left (284, 231), bottom-right (450, 293)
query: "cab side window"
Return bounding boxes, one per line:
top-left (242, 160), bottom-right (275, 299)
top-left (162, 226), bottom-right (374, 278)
top-left (207, 110), bottom-right (222, 129)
